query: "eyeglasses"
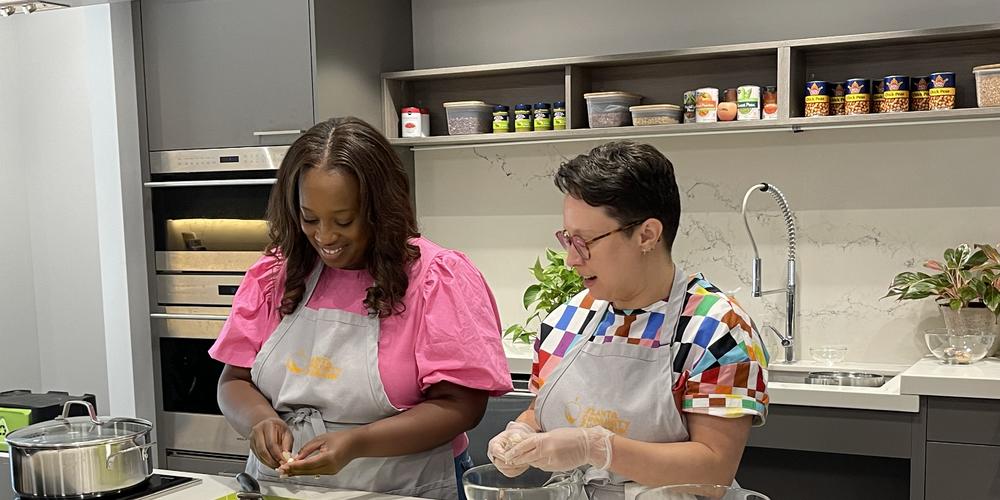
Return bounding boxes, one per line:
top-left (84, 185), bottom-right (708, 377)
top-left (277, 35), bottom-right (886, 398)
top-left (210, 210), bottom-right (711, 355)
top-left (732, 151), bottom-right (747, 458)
top-left (555, 220), bottom-right (643, 261)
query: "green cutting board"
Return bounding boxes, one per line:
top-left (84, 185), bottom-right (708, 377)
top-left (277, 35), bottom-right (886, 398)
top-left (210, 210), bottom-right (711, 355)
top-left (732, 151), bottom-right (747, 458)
top-left (215, 494), bottom-right (299, 500)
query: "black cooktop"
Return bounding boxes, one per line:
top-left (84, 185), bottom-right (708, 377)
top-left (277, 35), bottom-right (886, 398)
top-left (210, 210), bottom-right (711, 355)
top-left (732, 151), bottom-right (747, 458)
top-left (8, 474), bottom-right (199, 500)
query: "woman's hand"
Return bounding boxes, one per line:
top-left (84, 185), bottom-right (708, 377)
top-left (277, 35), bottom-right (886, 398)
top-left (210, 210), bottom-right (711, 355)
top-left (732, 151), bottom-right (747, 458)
top-left (487, 421), bottom-right (538, 477)
top-left (506, 426), bottom-right (614, 472)
top-left (277, 430), bottom-right (361, 477)
top-left (249, 417), bottom-right (293, 469)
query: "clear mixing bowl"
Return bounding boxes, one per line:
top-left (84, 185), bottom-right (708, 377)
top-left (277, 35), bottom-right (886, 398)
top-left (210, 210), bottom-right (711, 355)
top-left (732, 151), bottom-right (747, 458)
top-left (924, 329), bottom-right (995, 365)
top-left (462, 465), bottom-right (582, 500)
top-left (635, 484), bottom-right (770, 500)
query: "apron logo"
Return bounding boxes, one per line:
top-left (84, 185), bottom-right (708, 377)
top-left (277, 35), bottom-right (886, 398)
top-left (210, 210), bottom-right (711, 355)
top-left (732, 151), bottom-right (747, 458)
top-left (564, 397), bottom-right (630, 435)
top-left (286, 352), bottom-right (342, 380)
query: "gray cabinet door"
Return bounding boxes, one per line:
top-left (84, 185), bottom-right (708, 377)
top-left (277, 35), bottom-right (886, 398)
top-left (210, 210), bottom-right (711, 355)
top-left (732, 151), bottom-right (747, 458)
top-left (925, 442), bottom-right (1000, 500)
top-left (141, 0), bottom-right (314, 151)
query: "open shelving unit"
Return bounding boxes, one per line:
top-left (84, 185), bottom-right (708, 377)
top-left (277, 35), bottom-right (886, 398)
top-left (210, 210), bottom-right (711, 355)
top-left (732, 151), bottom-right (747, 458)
top-left (381, 24), bottom-right (1000, 150)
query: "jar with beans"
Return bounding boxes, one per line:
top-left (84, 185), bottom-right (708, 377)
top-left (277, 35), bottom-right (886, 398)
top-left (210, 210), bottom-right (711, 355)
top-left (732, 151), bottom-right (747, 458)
top-left (882, 75), bottom-right (910, 113)
top-left (830, 82), bottom-right (846, 115)
top-left (804, 81), bottom-right (830, 117)
top-left (844, 78), bottom-right (870, 115)
top-left (911, 76), bottom-right (930, 111)
top-left (872, 80), bottom-right (885, 113)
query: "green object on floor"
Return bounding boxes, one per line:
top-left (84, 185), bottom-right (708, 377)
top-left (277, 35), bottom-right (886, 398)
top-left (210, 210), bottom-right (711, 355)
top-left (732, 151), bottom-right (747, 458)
top-left (215, 494), bottom-right (300, 500)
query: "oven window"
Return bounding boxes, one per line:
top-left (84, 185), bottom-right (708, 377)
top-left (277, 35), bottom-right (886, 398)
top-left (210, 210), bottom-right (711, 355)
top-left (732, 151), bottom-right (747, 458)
top-left (160, 338), bottom-right (225, 414)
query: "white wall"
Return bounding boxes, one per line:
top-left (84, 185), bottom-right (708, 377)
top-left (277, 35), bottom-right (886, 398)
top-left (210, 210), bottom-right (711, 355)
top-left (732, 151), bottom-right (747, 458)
top-left (413, 0), bottom-right (1000, 68)
top-left (0, 21), bottom-right (42, 392)
top-left (415, 121), bottom-right (1000, 365)
top-left (0, 5), bottom-right (147, 417)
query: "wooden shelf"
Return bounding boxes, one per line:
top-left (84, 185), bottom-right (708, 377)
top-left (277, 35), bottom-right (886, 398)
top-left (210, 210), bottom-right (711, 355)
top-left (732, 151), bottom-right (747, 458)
top-left (382, 23), bottom-right (1000, 149)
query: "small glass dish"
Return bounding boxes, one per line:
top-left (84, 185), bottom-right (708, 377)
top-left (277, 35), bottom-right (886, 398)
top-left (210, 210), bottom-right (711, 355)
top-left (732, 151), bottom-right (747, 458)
top-left (463, 464), bottom-right (582, 500)
top-left (636, 484), bottom-right (770, 500)
top-left (924, 329), bottom-right (996, 365)
top-left (809, 345), bottom-right (848, 366)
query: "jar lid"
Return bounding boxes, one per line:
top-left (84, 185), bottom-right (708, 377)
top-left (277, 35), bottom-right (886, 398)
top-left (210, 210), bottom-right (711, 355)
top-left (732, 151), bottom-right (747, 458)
top-left (972, 63), bottom-right (1000, 71)
top-left (554, 100), bottom-right (566, 108)
top-left (401, 107), bottom-right (421, 113)
top-left (533, 102), bottom-right (551, 109)
top-left (515, 103), bottom-right (532, 110)
top-left (494, 105), bottom-right (509, 112)
top-left (629, 104), bottom-right (681, 112)
top-left (583, 91), bottom-right (641, 99)
top-left (6, 415), bottom-right (152, 449)
top-left (420, 107), bottom-right (430, 113)
top-left (442, 100), bottom-right (491, 108)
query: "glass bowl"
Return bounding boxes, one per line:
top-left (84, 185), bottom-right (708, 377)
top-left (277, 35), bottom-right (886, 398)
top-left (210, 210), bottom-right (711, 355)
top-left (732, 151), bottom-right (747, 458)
top-left (809, 345), bottom-right (847, 366)
top-left (462, 464), bottom-right (582, 500)
top-left (635, 484), bottom-right (770, 500)
top-left (924, 329), bottom-right (996, 365)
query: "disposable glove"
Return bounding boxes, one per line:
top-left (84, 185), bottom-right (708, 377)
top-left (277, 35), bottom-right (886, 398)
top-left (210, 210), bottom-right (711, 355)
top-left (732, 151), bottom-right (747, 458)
top-left (505, 426), bottom-right (614, 472)
top-left (486, 421), bottom-right (538, 477)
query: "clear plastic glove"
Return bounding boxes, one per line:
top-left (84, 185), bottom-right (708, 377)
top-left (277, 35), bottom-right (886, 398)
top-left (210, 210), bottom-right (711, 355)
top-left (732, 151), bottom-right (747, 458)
top-left (486, 421), bottom-right (538, 477)
top-left (505, 426), bottom-right (615, 473)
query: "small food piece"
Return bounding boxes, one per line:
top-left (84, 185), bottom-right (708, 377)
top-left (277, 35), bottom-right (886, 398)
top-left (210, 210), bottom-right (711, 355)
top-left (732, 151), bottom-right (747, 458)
top-left (282, 451), bottom-right (294, 464)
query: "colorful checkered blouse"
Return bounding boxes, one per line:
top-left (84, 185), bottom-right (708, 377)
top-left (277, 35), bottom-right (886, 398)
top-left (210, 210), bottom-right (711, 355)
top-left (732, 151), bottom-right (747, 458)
top-left (530, 273), bottom-right (769, 426)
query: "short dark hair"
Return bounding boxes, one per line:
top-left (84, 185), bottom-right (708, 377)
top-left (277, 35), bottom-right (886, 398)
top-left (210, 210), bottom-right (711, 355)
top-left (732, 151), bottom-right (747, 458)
top-left (554, 141), bottom-right (681, 251)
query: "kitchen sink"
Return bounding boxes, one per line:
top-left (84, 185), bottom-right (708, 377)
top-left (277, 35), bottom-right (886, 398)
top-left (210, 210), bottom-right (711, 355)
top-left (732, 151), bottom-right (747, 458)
top-left (769, 370), bottom-right (888, 388)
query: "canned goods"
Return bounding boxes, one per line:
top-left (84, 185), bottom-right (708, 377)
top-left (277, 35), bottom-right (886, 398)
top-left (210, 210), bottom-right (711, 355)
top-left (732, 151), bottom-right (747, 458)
top-left (514, 104), bottom-right (533, 132)
top-left (844, 78), bottom-right (871, 115)
top-left (911, 76), bottom-right (930, 111)
top-left (762, 86), bottom-right (778, 120)
top-left (737, 85), bottom-right (761, 121)
top-left (682, 91), bottom-right (697, 123)
top-left (553, 101), bottom-right (567, 130)
top-left (493, 105), bottom-right (511, 133)
top-left (533, 102), bottom-right (552, 131)
top-left (872, 80), bottom-right (885, 113)
top-left (401, 107), bottom-right (422, 138)
top-left (695, 87), bottom-right (719, 123)
top-left (830, 82), bottom-right (846, 116)
top-left (882, 75), bottom-right (910, 113)
top-left (928, 72), bottom-right (956, 110)
top-left (804, 81), bottom-right (830, 117)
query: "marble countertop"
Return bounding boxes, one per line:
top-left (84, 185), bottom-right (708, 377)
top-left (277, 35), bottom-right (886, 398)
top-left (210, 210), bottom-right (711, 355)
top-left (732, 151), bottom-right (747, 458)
top-left (899, 356), bottom-right (1000, 398)
top-left (138, 469), bottom-right (415, 500)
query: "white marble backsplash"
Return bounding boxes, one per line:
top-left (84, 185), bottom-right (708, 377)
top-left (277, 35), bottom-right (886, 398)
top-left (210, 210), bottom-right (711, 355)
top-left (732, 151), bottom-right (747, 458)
top-left (414, 122), bottom-right (1000, 365)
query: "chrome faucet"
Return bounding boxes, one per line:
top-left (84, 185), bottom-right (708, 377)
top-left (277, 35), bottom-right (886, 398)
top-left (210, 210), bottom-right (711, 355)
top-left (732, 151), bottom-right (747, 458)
top-left (741, 183), bottom-right (797, 363)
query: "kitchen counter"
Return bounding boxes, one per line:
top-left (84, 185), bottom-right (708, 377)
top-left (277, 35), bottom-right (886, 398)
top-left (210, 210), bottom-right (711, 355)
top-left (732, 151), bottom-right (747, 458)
top-left (899, 356), bottom-right (1000, 399)
top-left (767, 360), bottom-right (920, 412)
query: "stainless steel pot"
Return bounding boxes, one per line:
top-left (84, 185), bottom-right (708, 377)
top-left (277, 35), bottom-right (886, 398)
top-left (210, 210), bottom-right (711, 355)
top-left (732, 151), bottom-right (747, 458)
top-left (5, 400), bottom-right (155, 498)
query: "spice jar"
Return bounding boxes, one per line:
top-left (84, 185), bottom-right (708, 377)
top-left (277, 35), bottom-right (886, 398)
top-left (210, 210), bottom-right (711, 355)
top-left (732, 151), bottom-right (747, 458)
top-left (844, 78), bottom-right (870, 115)
top-left (872, 80), bottom-right (886, 113)
top-left (553, 101), bottom-right (567, 130)
top-left (401, 107), bottom-right (422, 138)
top-left (882, 75), bottom-right (910, 113)
top-left (737, 85), bottom-right (761, 121)
top-left (804, 81), bottom-right (830, 117)
top-left (420, 108), bottom-right (430, 137)
top-left (533, 102), bottom-right (552, 131)
top-left (493, 105), bottom-right (512, 133)
top-left (695, 87), bottom-right (719, 123)
top-left (830, 82), bottom-right (846, 115)
top-left (762, 86), bottom-right (778, 120)
top-left (682, 91), bottom-right (697, 123)
top-left (514, 104), bottom-right (533, 132)
top-left (910, 76), bottom-right (930, 111)
top-left (928, 72), bottom-right (956, 110)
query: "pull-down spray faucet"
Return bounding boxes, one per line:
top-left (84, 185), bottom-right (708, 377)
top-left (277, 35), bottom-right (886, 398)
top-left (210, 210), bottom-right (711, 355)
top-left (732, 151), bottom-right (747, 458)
top-left (741, 183), bottom-right (797, 363)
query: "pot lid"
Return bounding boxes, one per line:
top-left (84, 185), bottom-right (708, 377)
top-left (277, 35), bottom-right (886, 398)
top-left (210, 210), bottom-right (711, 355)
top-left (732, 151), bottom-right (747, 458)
top-left (5, 400), bottom-right (152, 449)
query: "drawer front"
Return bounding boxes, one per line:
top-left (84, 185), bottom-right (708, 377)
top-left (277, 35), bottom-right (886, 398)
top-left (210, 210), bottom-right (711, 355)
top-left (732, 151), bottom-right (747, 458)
top-left (925, 442), bottom-right (1000, 500)
top-left (927, 397), bottom-right (1000, 446)
top-left (157, 275), bottom-right (244, 306)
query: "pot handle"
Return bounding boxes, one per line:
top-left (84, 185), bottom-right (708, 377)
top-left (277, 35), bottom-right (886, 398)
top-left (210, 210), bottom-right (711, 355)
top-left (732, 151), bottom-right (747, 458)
top-left (106, 442), bottom-right (157, 469)
top-left (58, 400), bottom-right (101, 425)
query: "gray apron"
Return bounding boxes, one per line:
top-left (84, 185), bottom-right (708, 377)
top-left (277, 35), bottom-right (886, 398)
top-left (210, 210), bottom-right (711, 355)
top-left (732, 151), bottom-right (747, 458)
top-left (536, 266), bottom-right (732, 500)
top-left (247, 264), bottom-right (457, 499)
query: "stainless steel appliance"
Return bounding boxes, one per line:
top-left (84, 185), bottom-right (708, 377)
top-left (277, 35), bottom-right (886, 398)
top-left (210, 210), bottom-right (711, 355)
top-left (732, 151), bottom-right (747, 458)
top-left (147, 146), bottom-right (287, 475)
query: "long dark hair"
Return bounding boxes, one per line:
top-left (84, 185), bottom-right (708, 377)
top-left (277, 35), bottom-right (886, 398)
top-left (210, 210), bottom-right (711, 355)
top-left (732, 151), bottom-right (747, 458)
top-left (266, 117), bottom-right (419, 318)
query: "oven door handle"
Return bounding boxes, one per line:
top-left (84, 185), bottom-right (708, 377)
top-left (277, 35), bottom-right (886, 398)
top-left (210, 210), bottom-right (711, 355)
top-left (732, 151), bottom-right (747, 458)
top-left (150, 313), bottom-right (230, 321)
top-left (144, 179), bottom-right (276, 188)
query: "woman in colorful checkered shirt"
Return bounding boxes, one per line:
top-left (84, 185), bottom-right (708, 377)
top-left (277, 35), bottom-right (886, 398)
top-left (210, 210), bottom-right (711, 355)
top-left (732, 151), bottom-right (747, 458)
top-left (486, 141), bottom-right (769, 498)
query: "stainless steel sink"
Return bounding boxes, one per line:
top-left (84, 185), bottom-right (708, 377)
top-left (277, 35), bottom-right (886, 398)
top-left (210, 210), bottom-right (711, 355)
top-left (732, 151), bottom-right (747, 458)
top-left (769, 371), bottom-right (887, 388)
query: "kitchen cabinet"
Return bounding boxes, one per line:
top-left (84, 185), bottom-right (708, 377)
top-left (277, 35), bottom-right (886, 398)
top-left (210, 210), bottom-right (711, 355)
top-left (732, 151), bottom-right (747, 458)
top-left (139, 0), bottom-right (412, 151)
top-left (140, 0), bottom-right (315, 151)
top-left (924, 397), bottom-right (1000, 500)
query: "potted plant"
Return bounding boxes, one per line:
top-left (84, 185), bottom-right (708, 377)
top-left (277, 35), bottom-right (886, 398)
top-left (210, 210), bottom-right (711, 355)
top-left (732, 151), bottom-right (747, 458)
top-left (504, 249), bottom-right (584, 344)
top-left (885, 243), bottom-right (1000, 354)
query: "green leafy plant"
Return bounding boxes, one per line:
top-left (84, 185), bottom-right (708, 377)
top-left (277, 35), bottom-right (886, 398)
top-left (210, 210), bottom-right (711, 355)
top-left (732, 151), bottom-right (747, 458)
top-left (503, 249), bottom-right (585, 343)
top-left (885, 243), bottom-right (1000, 317)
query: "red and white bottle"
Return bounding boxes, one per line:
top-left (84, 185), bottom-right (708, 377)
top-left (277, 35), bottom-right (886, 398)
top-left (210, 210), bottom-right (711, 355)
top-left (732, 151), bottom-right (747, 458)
top-left (401, 107), bottom-right (422, 138)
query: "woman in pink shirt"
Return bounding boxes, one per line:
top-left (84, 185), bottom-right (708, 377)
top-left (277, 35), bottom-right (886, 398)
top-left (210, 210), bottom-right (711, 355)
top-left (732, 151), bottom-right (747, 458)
top-left (209, 117), bottom-right (512, 499)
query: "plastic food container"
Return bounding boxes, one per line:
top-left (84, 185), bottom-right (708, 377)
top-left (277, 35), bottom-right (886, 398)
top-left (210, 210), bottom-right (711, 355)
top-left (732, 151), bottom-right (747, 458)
top-left (463, 464), bottom-right (582, 500)
top-left (973, 63), bottom-right (1000, 108)
top-left (629, 104), bottom-right (682, 126)
top-left (443, 101), bottom-right (493, 135)
top-left (583, 91), bottom-right (642, 128)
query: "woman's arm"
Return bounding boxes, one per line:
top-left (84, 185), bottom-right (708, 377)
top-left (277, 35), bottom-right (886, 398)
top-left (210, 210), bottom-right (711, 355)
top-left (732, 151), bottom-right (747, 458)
top-left (218, 365), bottom-right (291, 468)
top-left (609, 414), bottom-right (752, 486)
top-left (514, 399), bottom-right (541, 430)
